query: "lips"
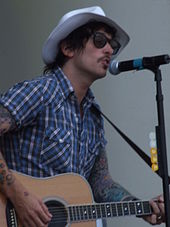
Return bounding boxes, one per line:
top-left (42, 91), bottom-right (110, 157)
top-left (100, 57), bottom-right (110, 68)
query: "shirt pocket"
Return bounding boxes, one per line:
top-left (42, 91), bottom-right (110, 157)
top-left (41, 127), bottom-right (71, 173)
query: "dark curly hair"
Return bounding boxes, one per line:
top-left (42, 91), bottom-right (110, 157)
top-left (43, 21), bottom-right (116, 74)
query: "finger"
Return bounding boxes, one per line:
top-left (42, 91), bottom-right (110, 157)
top-left (150, 200), bottom-right (161, 215)
top-left (32, 215), bottom-right (48, 227)
top-left (18, 213), bottom-right (37, 227)
top-left (37, 200), bottom-right (52, 224)
top-left (25, 208), bottom-right (49, 227)
top-left (144, 214), bottom-right (157, 225)
top-left (23, 216), bottom-right (37, 227)
top-left (155, 196), bottom-right (165, 221)
top-left (158, 201), bottom-right (165, 214)
top-left (151, 199), bottom-right (165, 224)
top-left (41, 201), bottom-right (52, 218)
top-left (158, 195), bottom-right (164, 202)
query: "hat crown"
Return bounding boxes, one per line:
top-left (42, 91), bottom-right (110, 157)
top-left (58, 6), bottom-right (105, 26)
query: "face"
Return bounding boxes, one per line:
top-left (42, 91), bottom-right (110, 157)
top-left (70, 29), bottom-right (115, 84)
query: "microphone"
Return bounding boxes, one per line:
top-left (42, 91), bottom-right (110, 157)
top-left (109, 54), bottom-right (170, 75)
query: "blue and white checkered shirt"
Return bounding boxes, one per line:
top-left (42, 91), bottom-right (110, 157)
top-left (0, 68), bottom-right (107, 179)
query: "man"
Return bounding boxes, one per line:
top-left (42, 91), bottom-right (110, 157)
top-left (0, 6), bottom-right (165, 227)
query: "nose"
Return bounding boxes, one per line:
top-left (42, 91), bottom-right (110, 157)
top-left (103, 42), bottom-right (113, 55)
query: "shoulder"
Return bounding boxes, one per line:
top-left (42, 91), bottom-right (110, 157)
top-left (6, 74), bottom-right (60, 103)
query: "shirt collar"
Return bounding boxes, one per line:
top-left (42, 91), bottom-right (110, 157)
top-left (82, 88), bottom-right (95, 107)
top-left (53, 67), bottom-right (96, 107)
top-left (54, 67), bottom-right (74, 100)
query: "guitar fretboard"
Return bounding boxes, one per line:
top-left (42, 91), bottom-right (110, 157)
top-left (68, 200), bottom-right (151, 222)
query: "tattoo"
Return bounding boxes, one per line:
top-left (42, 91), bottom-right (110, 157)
top-left (0, 105), bottom-right (16, 187)
top-left (24, 191), bottom-right (29, 196)
top-left (0, 169), bottom-right (6, 184)
top-left (0, 162), bottom-right (5, 169)
top-left (89, 149), bottom-right (134, 203)
top-left (0, 105), bottom-right (16, 135)
top-left (0, 159), bottom-right (15, 187)
top-left (0, 169), bottom-right (5, 184)
top-left (6, 171), bottom-right (15, 186)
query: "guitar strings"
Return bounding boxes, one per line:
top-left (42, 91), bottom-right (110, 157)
top-left (38, 204), bottom-right (151, 224)
top-left (45, 204), bottom-right (150, 223)
top-left (47, 201), bottom-right (151, 214)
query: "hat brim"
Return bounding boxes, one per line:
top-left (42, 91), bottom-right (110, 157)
top-left (42, 13), bottom-right (130, 64)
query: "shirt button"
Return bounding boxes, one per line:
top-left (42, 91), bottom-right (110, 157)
top-left (59, 139), bottom-right (63, 143)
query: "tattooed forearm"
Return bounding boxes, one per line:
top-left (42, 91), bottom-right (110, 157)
top-left (0, 105), bottom-right (16, 191)
top-left (0, 158), bottom-right (15, 189)
top-left (5, 171), bottom-right (15, 186)
top-left (0, 167), bottom-right (5, 185)
top-left (0, 104), bottom-right (16, 135)
top-left (89, 149), bottom-right (136, 203)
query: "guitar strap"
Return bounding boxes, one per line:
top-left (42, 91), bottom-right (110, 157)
top-left (91, 105), bottom-right (170, 184)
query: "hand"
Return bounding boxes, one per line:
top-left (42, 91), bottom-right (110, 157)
top-left (6, 179), bottom-right (52, 227)
top-left (143, 195), bottom-right (165, 225)
top-left (13, 191), bottom-right (52, 227)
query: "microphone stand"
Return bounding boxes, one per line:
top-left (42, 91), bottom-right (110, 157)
top-left (149, 66), bottom-right (170, 227)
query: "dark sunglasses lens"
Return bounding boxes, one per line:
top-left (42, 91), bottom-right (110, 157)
top-left (93, 33), bottom-right (106, 48)
top-left (110, 40), bottom-right (120, 55)
top-left (93, 32), bottom-right (120, 55)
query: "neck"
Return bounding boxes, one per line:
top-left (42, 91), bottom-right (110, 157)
top-left (61, 64), bottom-right (92, 105)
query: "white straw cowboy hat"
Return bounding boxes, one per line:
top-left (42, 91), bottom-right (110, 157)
top-left (42, 6), bottom-right (130, 64)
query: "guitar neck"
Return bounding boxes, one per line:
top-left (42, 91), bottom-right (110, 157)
top-left (68, 200), bottom-right (152, 222)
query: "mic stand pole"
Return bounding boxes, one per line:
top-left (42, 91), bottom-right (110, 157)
top-left (151, 66), bottom-right (170, 227)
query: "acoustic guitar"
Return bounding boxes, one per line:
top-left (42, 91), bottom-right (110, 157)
top-left (0, 171), bottom-right (151, 227)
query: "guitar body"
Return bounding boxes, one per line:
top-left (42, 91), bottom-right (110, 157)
top-left (0, 171), bottom-right (96, 227)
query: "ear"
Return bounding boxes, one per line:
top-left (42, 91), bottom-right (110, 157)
top-left (60, 41), bottom-right (74, 58)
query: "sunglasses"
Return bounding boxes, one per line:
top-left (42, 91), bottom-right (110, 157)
top-left (92, 32), bottom-right (120, 55)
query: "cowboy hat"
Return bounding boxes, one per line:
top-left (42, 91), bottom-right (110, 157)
top-left (42, 6), bottom-right (130, 64)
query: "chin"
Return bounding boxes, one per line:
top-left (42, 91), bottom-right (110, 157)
top-left (90, 68), bottom-right (107, 81)
top-left (96, 72), bottom-right (107, 80)
top-left (99, 69), bottom-right (107, 77)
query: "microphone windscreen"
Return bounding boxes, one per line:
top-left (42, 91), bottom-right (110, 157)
top-left (109, 60), bottom-right (119, 75)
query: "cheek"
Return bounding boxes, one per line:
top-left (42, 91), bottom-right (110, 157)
top-left (79, 53), bottom-right (96, 67)
top-left (77, 42), bottom-right (99, 68)
top-left (83, 50), bottom-right (98, 65)
top-left (83, 43), bottom-right (98, 63)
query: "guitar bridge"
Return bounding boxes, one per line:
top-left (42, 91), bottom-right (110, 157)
top-left (6, 200), bottom-right (18, 227)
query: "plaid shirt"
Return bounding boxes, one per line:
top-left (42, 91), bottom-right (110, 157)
top-left (0, 68), bottom-right (107, 179)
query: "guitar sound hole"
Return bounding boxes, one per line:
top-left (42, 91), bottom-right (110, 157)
top-left (45, 200), bottom-right (68, 227)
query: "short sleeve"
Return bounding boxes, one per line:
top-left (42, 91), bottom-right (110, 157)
top-left (0, 80), bottom-right (44, 128)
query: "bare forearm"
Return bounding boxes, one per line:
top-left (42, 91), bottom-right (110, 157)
top-left (89, 149), bottom-right (136, 203)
